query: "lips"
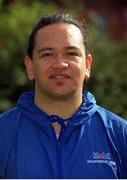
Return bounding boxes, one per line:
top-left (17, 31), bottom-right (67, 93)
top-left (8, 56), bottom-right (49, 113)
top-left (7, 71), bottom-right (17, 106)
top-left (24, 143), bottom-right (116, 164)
top-left (49, 73), bottom-right (71, 79)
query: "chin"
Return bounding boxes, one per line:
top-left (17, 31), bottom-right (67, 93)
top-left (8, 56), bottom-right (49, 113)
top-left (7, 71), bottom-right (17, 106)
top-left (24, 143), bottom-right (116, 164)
top-left (49, 89), bottom-right (77, 100)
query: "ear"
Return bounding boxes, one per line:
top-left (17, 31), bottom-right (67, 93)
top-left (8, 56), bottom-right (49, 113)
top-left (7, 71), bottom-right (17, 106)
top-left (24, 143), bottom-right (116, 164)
top-left (85, 53), bottom-right (92, 81)
top-left (24, 56), bottom-right (34, 80)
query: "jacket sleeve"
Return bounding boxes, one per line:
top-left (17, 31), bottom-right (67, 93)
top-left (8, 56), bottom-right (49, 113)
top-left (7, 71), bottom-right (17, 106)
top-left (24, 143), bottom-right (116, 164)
top-left (0, 108), bottom-right (21, 178)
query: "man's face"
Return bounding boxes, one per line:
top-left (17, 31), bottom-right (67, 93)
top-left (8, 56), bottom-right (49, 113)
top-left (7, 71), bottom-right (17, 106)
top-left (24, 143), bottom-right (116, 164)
top-left (25, 23), bottom-right (92, 100)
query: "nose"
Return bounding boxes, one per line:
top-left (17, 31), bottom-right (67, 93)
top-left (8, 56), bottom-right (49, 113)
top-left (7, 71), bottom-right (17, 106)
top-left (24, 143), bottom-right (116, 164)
top-left (52, 55), bottom-right (69, 69)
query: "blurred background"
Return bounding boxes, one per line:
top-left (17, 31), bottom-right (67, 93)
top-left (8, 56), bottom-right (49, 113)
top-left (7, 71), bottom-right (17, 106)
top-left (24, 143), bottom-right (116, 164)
top-left (0, 0), bottom-right (127, 119)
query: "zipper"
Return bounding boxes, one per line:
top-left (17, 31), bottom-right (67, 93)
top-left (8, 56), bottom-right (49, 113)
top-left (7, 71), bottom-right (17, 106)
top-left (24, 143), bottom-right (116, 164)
top-left (49, 115), bottom-right (66, 178)
top-left (56, 139), bottom-right (64, 178)
top-left (56, 121), bottom-right (65, 179)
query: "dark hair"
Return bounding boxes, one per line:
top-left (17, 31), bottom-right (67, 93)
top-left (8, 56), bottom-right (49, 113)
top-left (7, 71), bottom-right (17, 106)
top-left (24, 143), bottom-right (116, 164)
top-left (27, 13), bottom-right (88, 59)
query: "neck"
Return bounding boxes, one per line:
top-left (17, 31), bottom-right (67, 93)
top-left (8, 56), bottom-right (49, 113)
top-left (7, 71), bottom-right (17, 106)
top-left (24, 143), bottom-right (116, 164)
top-left (34, 91), bottom-right (82, 119)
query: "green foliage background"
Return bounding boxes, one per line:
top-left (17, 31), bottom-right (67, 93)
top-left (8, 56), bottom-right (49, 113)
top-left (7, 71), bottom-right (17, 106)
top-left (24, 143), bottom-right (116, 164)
top-left (0, 1), bottom-right (127, 119)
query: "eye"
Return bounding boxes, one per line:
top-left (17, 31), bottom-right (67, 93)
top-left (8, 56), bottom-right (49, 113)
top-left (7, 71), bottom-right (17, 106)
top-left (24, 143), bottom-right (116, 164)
top-left (67, 51), bottom-right (80, 57)
top-left (40, 52), bottom-right (53, 58)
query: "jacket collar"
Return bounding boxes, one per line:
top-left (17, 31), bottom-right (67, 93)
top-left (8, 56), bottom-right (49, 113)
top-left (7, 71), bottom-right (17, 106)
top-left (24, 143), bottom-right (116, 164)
top-left (17, 90), bottom-right (99, 129)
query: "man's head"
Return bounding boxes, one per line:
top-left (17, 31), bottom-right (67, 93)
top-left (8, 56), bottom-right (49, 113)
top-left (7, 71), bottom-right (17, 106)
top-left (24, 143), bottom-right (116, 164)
top-left (27, 13), bottom-right (88, 59)
top-left (25, 13), bottom-right (92, 100)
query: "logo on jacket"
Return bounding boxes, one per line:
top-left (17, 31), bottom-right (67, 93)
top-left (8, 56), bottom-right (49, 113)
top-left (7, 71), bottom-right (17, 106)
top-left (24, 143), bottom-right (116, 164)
top-left (87, 152), bottom-right (116, 167)
top-left (93, 152), bottom-right (111, 160)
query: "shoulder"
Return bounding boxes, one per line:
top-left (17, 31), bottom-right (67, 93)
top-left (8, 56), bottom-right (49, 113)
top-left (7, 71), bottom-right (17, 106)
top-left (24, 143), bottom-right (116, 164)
top-left (97, 106), bottom-right (127, 127)
top-left (0, 107), bottom-right (21, 121)
top-left (0, 107), bottom-right (22, 134)
top-left (97, 106), bottom-right (127, 148)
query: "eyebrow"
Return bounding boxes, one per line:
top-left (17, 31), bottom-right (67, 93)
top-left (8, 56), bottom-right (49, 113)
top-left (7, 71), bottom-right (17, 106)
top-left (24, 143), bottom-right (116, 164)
top-left (37, 46), bottom-right (81, 54)
top-left (38, 48), bottom-right (53, 53)
top-left (65, 46), bottom-right (81, 51)
top-left (65, 46), bottom-right (82, 56)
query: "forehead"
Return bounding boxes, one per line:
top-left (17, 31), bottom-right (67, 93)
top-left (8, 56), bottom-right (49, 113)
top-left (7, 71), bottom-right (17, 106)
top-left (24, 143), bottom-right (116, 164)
top-left (34, 23), bottom-right (84, 48)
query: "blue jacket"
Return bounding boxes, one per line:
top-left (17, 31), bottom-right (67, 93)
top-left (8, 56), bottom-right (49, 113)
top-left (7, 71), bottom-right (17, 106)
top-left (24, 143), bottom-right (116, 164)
top-left (0, 90), bottom-right (127, 179)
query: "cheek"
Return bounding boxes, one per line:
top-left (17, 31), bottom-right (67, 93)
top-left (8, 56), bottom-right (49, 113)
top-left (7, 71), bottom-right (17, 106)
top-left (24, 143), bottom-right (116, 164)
top-left (33, 63), bottom-right (50, 82)
top-left (73, 62), bottom-right (86, 79)
top-left (32, 64), bottom-right (42, 79)
top-left (33, 62), bottom-right (43, 74)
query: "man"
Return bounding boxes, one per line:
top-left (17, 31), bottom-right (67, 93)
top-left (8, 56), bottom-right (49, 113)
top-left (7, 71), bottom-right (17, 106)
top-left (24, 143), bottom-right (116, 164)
top-left (0, 13), bottom-right (127, 179)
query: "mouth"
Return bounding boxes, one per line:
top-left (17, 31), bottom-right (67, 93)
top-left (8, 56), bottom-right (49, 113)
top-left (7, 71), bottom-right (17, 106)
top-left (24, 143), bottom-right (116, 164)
top-left (49, 73), bottom-right (71, 80)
